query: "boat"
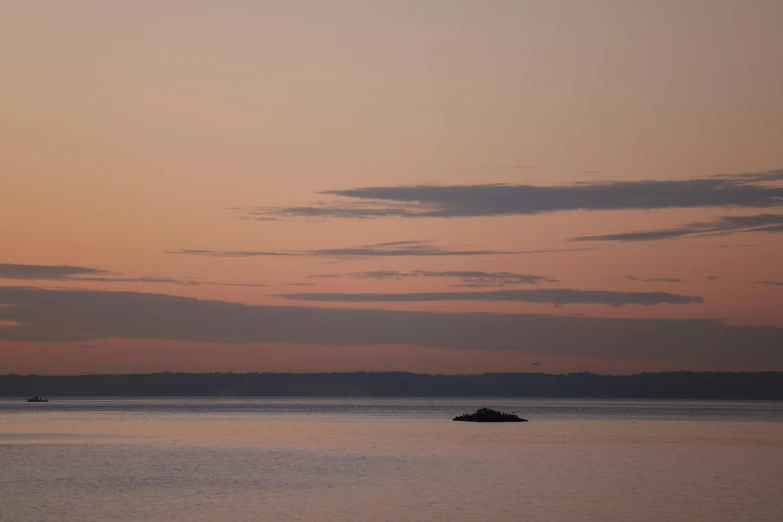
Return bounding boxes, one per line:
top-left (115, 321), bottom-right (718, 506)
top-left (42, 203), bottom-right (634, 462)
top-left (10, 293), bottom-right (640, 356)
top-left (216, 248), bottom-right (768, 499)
top-left (26, 394), bottom-right (48, 403)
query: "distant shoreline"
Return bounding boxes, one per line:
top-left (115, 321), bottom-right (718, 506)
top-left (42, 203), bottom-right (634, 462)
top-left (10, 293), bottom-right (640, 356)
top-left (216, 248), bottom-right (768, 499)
top-left (2, 371), bottom-right (782, 400)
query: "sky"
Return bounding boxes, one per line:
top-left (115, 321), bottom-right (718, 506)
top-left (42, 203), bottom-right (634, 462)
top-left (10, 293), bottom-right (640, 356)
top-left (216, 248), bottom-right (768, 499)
top-left (1, 0), bottom-right (782, 375)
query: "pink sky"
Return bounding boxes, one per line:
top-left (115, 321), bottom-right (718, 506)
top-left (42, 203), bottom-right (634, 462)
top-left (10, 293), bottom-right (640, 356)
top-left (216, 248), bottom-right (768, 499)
top-left (1, 1), bottom-right (782, 374)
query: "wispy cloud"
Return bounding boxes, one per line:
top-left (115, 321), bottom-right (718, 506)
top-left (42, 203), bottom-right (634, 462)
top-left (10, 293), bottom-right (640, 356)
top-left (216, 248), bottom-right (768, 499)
top-left (570, 213), bottom-right (783, 242)
top-left (168, 241), bottom-right (588, 259)
top-left (311, 241), bottom-right (516, 257)
top-left (624, 276), bottom-right (683, 283)
top-left (237, 170), bottom-right (783, 220)
top-left (0, 263), bottom-right (264, 287)
top-left (0, 287), bottom-right (776, 366)
top-left (758, 281), bottom-right (783, 287)
top-left (308, 269), bottom-right (551, 287)
top-left (276, 288), bottom-right (703, 307)
top-left (0, 263), bottom-right (108, 280)
top-left (74, 276), bottom-right (267, 288)
top-left (413, 271), bottom-right (549, 285)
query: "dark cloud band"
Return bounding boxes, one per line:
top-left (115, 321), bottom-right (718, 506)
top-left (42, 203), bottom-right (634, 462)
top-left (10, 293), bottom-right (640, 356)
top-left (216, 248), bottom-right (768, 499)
top-left (0, 287), bottom-right (778, 367)
top-left (571, 213), bottom-right (783, 242)
top-left (168, 241), bottom-right (588, 258)
top-left (0, 263), bottom-right (264, 287)
top-left (238, 170), bottom-right (783, 220)
top-left (0, 263), bottom-right (107, 280)
top-left (307, 270), bottom-right (550, 286)
top-left (276, 288), bottom-right (703, 307)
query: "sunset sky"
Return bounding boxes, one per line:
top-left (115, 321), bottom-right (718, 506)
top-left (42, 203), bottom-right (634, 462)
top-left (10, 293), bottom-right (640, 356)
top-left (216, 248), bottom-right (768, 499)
top-left (1, 0), bottom-right (782, 375)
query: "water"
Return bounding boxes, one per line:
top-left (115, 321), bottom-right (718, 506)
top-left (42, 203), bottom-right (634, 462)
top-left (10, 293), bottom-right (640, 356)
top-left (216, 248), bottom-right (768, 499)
top-left (1, 398), bottom-right (782, 521)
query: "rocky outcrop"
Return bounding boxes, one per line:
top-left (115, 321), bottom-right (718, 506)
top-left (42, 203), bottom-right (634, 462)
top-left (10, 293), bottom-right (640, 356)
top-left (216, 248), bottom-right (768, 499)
top-left (453, 407), bottom-right (527, 422)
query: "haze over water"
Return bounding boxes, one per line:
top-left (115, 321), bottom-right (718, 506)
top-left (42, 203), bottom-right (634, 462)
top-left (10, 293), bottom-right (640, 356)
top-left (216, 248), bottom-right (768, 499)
top-left (2, 398), bottom-right (782, 522)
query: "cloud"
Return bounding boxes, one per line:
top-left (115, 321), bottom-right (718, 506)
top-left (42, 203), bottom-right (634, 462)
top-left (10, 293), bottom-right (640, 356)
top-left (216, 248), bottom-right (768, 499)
top-left (168, 241), bottom-right (588, 259)
top-left (0, 263), bottom-right (265, 287)
top-left (370, 240), bottom-right (424, 247)
top-left (72, 276), bottom-right (267, 287)
top-left (350, 271), bottom-right (407, 279)
top-left (309, 269), bottom-right (551, 286)
top-left (311, 243), bottom-right (512, 257)
top-left (237, 170), bottom-right (783, 220)
top-left (574, 228), bottom-right (703, 242)
top-left (276, 288), bottom-right (703, 307)
top-left (758, 281), bottom-right (783, 287)
top-left (570, 213), bottom-right (783, 242)
top-left (412, 271), bottom-right (548, 285)
top-left (0, 287), bottom-right (778, 367)
top-left (624, 276), bottom-right (682, 283)
top-left (0, 263), bottom-right (108, 280)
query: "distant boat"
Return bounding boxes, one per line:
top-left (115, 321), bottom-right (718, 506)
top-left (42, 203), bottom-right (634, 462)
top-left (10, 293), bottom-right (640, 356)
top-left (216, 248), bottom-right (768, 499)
top-left (26, 394), bottom-right (48, 403)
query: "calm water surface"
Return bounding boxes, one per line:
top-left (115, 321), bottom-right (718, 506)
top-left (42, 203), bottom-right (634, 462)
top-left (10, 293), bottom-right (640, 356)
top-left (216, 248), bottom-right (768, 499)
top-left (1, 398), bottom-right (782, 521)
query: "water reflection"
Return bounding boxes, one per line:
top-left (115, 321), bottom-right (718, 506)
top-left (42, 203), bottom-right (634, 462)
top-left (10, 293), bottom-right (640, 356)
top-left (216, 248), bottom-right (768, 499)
top-left (1, 399), bottom-right (782, 521)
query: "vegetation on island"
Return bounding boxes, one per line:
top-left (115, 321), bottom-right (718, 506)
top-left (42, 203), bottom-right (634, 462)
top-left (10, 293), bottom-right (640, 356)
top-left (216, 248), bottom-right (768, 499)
top-left (453, 407), bottom-right (527, 422)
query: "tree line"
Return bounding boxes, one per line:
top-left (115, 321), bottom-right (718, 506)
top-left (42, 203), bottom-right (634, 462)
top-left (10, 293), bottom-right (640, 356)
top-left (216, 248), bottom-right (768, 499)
top-left (1, 371), bottom-right (782, 399)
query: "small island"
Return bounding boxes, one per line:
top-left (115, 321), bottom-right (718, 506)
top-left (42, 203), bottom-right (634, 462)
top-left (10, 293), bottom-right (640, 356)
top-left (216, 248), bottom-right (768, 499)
top-left (453, 407), bottom-right (527, 422)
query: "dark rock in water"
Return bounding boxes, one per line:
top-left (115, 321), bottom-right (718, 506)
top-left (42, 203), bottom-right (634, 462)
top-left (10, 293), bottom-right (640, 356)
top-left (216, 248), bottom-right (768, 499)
top-left (453, 407), bottom-right (527, 422)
